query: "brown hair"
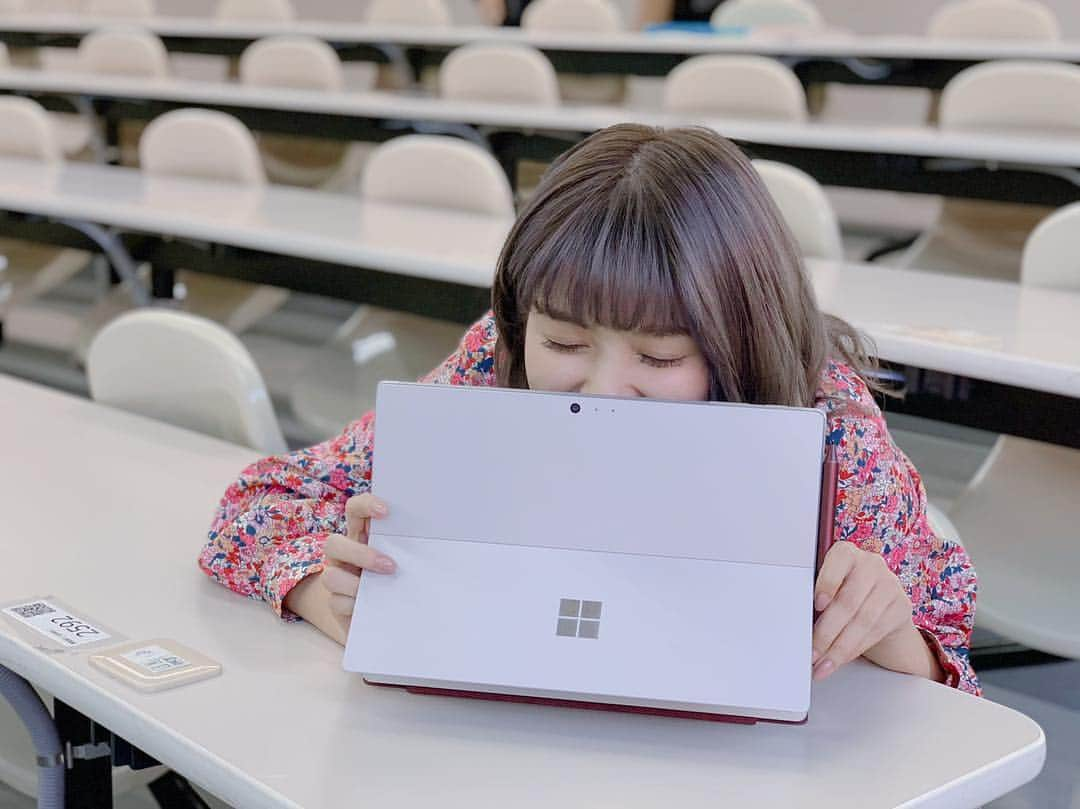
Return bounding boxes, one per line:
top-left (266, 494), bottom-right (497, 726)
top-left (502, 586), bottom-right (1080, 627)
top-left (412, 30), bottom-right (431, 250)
top-left (492, 124), bottom-right (877, 407)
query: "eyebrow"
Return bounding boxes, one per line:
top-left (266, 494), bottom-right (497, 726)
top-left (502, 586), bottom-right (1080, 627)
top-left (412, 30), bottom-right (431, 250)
top-left (537, 306), bottom-right (689, 339)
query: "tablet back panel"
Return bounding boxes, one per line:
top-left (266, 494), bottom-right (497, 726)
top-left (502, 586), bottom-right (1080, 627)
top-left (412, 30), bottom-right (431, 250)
top-left (346, 383), bottom-right (825, 721)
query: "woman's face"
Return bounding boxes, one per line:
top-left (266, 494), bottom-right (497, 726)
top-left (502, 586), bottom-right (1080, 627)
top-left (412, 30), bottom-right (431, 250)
top-left (523, 309), bottom-right (710, 400)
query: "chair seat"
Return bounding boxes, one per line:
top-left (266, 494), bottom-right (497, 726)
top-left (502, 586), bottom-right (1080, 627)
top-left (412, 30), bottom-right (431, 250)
top-left (72, 271), bottom-right (289, 365)
top-left (900, 200), bottom-right (1053, 281)
top-left (258, 137), bottom-right (370, 191)
top-left (290, 306), bottom-right (464, 438)
top-left (949, 436), bottom-right (1080, 659)
top-left (49, 111), bottom-right (96, 157)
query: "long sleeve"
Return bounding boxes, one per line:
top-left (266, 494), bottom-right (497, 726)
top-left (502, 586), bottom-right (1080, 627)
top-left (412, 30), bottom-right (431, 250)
top-left (819, 361), bottom-right (980, 695)
top-left (199, 312), bottom-right (499, 619)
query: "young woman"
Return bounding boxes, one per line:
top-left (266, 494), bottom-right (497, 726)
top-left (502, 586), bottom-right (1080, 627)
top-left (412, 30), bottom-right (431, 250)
top-left (200, 125), bottom-right (979, 694)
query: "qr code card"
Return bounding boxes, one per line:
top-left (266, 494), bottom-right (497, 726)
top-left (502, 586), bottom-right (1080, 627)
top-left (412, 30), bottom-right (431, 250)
top-left (1, 597), bottom-right (123, 652)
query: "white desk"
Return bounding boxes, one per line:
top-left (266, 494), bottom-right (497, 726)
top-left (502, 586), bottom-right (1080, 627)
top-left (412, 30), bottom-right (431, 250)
top-left (1, 156), bottom-right (1079, 401)
top-left (1, 14), bottom-right (1080, 86)
top-left (0, 374), bottom-right (1047, 808)
top-left (0, 155), bottom-right (1077, 447)
top-left (3, 68), bottom-right (1080, 169)
top-left (0, 156), bottom-right (512, 290)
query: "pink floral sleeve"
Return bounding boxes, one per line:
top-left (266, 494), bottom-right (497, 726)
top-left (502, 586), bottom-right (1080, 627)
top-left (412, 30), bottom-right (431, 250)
top-left (198, 313), bottom-right (499, 619)
top-left (818, 362), bottom-right (980, 695)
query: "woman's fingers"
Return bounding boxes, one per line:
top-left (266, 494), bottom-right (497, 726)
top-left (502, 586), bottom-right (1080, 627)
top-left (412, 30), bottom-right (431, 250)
top-left (329, 593), bottom-right (356, 622)
top-left (813, 541), bottom-right (858, 612)
top-left (321, 564), bottom-right (362, 599)
top-left (812, 548), bottom-right (877, 665)
top-left (813, 585), bottom-right (894, 679)
top-left (344, 493), bottom-right (389, 542)
top-left (324, 534), bottom-right (396, 573)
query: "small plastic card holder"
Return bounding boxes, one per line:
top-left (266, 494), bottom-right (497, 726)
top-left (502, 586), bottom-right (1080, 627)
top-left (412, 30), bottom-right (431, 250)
top-left (88, 639), bottom-right (222, 692)
top-left (0, 596), bottom-right (125, 654)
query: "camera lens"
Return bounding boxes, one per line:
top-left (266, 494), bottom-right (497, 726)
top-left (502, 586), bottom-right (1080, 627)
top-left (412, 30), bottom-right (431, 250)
top-left (570, 402), bottom-right (581, 414)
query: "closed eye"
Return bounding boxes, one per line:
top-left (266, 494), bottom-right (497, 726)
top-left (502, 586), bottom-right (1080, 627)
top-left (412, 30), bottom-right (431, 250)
top-left (640, 354), bottom-right (685, 369)
top-left (542, 338), bottom-right (587, 353)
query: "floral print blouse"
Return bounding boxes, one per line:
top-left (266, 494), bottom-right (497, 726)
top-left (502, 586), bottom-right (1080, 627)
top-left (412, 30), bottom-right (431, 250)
top-left (200, 312), bottom-right (980, 695)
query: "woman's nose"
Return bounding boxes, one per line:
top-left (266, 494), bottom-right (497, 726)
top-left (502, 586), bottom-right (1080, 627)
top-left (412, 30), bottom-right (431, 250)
top-left (580, 367), bottom-right (638, 398)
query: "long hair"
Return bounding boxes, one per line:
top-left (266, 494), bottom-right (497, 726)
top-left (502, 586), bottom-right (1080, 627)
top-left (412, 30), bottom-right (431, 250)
top-left (492, 124), bottom-right (876, 407)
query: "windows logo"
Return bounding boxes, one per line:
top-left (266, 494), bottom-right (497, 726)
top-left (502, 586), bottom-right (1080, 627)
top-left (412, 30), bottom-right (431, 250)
top-left (556, 598), bottom-right (602, 639)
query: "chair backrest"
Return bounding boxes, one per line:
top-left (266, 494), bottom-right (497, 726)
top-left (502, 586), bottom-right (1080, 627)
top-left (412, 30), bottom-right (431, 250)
top-left (366, 0), bottom-right (451, 26)
top-left (663, 55), bottom-right (808, 121)
top-left (440, 43), bottom-right (559, 105)
top-left (0, 0), bottom-right (24, 12)
top-left (712, 0), bottom-right (823, 28)
top-left (139, 109), bottom-right (265, 184)
top-left (940, 61), bottom-right (1080, 133)
top-left (752, 159), bottom-right (844, 261)
top-left (1020, 202), bottom-right (1080, 290)
top-left (86, 310), bottom-right (287, 453)
top-left (216, 0), bottom-right (296, 22)
top-left (239, 35), bottom-right (344, 91)
top-left (0, 97), bottom-right (61, 161)
top-left (360, 135), bottom-right (514, 216)
top-left (77, 27), bottom-right (170, 78)
top-left (85, 0), bottom-right (155, 17)
top-left (928, 0), bottom-right (1060, 40)
top-left (521, 0), bottom-right (622, 31)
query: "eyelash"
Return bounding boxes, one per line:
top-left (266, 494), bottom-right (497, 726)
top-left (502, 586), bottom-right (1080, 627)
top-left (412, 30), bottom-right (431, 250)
top-left (541, 339), bottom-right (684, 369)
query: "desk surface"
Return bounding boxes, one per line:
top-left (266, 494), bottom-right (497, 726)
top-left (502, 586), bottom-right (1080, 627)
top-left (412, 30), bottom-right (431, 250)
top-left (3, 68), bottom-right (1080, 168)
top-left (1, 157), bottom-right (1079, 399)
top-left (0, 156), bottom-right (512, 288)
top-left (1, 14), bottom-right (1080, 63)
top-left (0, 375), bottom-right (1046, 808)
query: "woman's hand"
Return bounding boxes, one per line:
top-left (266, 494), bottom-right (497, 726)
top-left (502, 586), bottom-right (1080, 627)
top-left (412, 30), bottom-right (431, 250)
top-left (284, 493), bottom-right (396, 645)
top-left (812, 541), bottom-right (943, 683)
top-left (321, 493), bottom-right (396, 633)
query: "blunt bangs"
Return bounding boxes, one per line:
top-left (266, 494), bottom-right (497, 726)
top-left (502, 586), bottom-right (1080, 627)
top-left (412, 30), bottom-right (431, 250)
top-left (508, 176), bottom-right (691, 337)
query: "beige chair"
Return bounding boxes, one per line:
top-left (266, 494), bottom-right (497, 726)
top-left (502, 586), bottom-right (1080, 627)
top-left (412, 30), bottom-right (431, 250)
top-left (364, 0), bottom-right (453, 90)
top-left (898, 61), bottom-right (1080, 280)
top-left (438, 43), bottom-right (561, 196)
top-left (752, 160), bottom-right (844, 260)
top-left (521, 0), bottom-right (624, 104)
top-left (0, 0), bottom-right (24, 11)
top-left (87, 309), bottom-right (287, 452)
top-left (73, 109), bottom-right (289, 362)
top-left (85, 0), bottom-right (155, 16)
top-left (290, 135), bottom-right (514, 438)
top-left (946, 202), bottom-right (1080, 659)
top-left (663, 55), bottom-right (808, 121)
top-left (366, 0), bottom-right (451, 25)
top-left (216, 0), bottom-right (296, 21)
top-left (238, 35), bottom-right (367, 191)
top-left (928, 0), bottom-right (1060, 40)
top-left (78, 26), bottom-right (169, 77)
top-left (712, 0), bottom-right (824, 28)
top-left (48, 27), bottom-right (170, 159)
top-left (0, 98), bottom-right (92, 350)
top-left (521, 0), bottom-right (621, 29)
top-left (440, 43), bottom-right (560, 105)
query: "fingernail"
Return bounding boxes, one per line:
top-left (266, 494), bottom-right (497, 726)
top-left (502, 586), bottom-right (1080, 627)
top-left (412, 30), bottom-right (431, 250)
top-left (812, 659), bottom-right (835, 681)
top-left (814, 593), bottom-right (830, 612)
top-left (374, 555), bottom-right (396, 574)
top-left (372, 501), bottom-right (388, 517)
